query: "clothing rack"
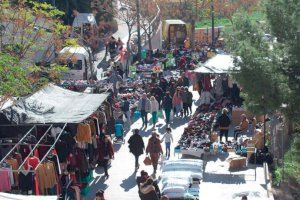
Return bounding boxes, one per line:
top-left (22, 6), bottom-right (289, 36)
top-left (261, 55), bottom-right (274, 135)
top-left (18, 125), bottom-right (53, 171)
top-left (0, 143), bottom-right (52, 147)
top-left (0, 123), bottom-right (67, 173)
top-left (0, 125), bottom-right (36, 165)
top-left (35, 123), bottom-right (68, 170)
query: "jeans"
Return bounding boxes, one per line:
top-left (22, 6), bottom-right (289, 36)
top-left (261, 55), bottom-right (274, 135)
top-left (124, 111), bottom-right (131, 126)
top-left (141, 110), bottom-right (148, 126)
top-left (164, 109), bottom-right (171, 124)
top-left (220, 129), bottom-right (229, 142)
top-left (103, 159), bottom-right (109, 176)
top-left (165, 142), bottom-right (171, 157)
top-left (152, 111), bottom-right (157, 124)
top-left (134, 155), bottom-right (140, 168)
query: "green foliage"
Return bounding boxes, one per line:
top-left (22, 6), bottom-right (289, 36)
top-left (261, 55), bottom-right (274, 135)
top-left (274, 125), bottom-right (300, 185)
top-left (0, 53), bottom-right (31, 98)
top-left (226, 0), bottom-right (300, 119)
top-left (226, 12), bottom-right (285, 114)
top-left (196, 11), bottom-right (264, 28)
top-left (0, 0), bottom-right (70, 100)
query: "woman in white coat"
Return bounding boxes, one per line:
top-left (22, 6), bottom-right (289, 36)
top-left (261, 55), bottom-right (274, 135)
top-left (150, 96), bottom-right (159, 128)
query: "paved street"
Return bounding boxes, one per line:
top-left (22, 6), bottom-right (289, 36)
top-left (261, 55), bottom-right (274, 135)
top-left (87, 89), bottom-right (270, 200)
top-left (87, 90), bottom-right (199, 199)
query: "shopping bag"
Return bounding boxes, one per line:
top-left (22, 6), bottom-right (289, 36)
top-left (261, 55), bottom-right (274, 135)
top-left (134, 111), bottom-right (141, 120)
top-left (157, 110), bottom-right (164, 119)
top-left (143, 156), bottom-right (152, 166)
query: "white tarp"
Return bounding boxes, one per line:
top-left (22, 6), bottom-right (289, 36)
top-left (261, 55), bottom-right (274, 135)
top-left (0, 193), bottom-right (56, 200)
top-left (0, 98), bottom-right (14, 111)
top-left (195, 54), bottom-right (238, 74)
top-left (73, 13), bottom-right (97, 27)
top-left (2, 84), bottom-right (108, 124)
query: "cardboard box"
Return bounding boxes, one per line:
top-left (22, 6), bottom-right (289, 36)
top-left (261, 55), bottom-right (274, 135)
top-left (229, 157), bottom-right (247, 170)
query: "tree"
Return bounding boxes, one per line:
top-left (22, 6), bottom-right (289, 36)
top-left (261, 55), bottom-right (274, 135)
top-left (214, 0), bottom-right (259, 24)
top-left (157, 0), bottom-right (210, 48)
top-left (0, 0), bottom-right (69, 106)
top-left (116, 0), bottom-right (137, 75)
top-left (139, 0), bottom-right (159, 50)
top-left (226, 0), bottom-right (300, 120)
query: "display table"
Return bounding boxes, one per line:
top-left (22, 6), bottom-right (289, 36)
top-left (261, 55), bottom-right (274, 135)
top-left (181, 148), bottom-right (204, 158)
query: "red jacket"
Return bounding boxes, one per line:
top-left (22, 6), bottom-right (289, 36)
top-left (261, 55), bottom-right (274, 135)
top-left (97, 137), bottom-right (114, 161)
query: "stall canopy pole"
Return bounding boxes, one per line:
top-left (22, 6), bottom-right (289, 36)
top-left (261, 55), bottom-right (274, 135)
top-left (0, 125), bottom-right (36, 165)
top-left (35, 123), bottom-right (67, 170)
top-left (17, 125), bottom-right (53, 171)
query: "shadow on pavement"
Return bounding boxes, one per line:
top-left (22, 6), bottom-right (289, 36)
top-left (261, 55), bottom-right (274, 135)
top-left (86, 175), bottom-right (108, 199)
top-left (120, 171), bottom-right (138, 192)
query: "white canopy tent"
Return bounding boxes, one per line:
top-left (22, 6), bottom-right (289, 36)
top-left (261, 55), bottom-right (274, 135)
top-left (194, 54), bottom-right (238, 74)
top-left (0, 193), bottom-right (56, 200)
top-left (2, 84), bottom-right (108, 124)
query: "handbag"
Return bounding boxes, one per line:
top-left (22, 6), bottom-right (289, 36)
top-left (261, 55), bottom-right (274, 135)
top-left (143, 156), bottom-right (152, 166)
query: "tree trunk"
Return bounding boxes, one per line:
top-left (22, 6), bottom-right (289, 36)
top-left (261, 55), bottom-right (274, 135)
top-left (148, 33), bottom-right (152, 50)
top-left (126, 32), bottom-right (132, 78)
top-left (190, 20), bottom-right (196, 49)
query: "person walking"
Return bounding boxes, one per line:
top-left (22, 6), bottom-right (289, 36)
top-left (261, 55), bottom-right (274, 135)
top-left (121, 97), bottom-right (131, 127)
top-left (217, 108), bottom-right (231, 142)
top-left (128, 129), bottom-right (144, 171)
top-left (162, 92), bottom-right (173, 125)
top-left (138, 93), bottom-right (151, 128)
top-left (186, 87), bottom-right (193, 115)
top-left (161, 128), bottom-right (173, 158)
top-left (97, 135), bottom-right (114, 178)
top-left (146, 132), bottom-right (163, 174)
top-left (181, 87), bottom-right (189, 117)
top-left (172, 87), bottom-right (183, 118)
top-left (150, 96), bottom-right (159, 129)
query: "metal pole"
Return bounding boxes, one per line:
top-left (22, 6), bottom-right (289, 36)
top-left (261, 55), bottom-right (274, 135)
top-left (0, 125), bottom-right (36, 164)
top-left (281, 122), bottom-right (285, 182)
top-left (263, 114), bottom-right (266, 150)
top-left (136, 0), bottom-right (142, 61)
top-left (18, 125), bottom-right (53, 171)
top-left (35, 123), bottom-right (67, 170)
top-left (211, 0), bottom-right (215, 50)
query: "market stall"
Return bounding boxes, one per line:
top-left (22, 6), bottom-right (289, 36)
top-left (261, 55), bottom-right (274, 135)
top-left (0, 84), bottom-right (111, 199)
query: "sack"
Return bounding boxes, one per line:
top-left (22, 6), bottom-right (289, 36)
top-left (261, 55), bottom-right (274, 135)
top-left (143, 156), bottom-right (152, 166)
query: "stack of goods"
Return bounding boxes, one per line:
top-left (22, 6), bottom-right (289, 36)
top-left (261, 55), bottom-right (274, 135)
top-left (160, 159), bottom-right (203, 199)
top-left (177, 112), bottom-right (216, 157)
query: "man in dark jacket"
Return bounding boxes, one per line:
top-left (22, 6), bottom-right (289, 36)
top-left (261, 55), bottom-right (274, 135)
top-left (128, 129), bottom-right (145, 170)
top-left (217, 108), bottom-right (231, 142)
top-left (162, 91), bottom-right (173, 124)
top-left (150, 84), bottom-right (164, 109)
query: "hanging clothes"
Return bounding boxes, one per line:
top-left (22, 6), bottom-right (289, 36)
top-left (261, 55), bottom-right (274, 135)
top-left (26, 156), bottom-right (40, 170)
top-left (19, 168), bottom-right (34, 193)
top-left (0, 167), bottom-right (11, 192)
top-left (6, 158), bottom-right (19, 186)
top-left (35, 161), bottom-right (57, 195)
top-left (76, 123), bottom-right (92, 143)
top-left (19, 145), bottom-right (31, 160)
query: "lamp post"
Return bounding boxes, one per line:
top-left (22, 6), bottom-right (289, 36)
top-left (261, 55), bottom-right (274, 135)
top-left (136, 0), bottom-right (142, 61)
top-left (211, 0), bottom-right (215, 51)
